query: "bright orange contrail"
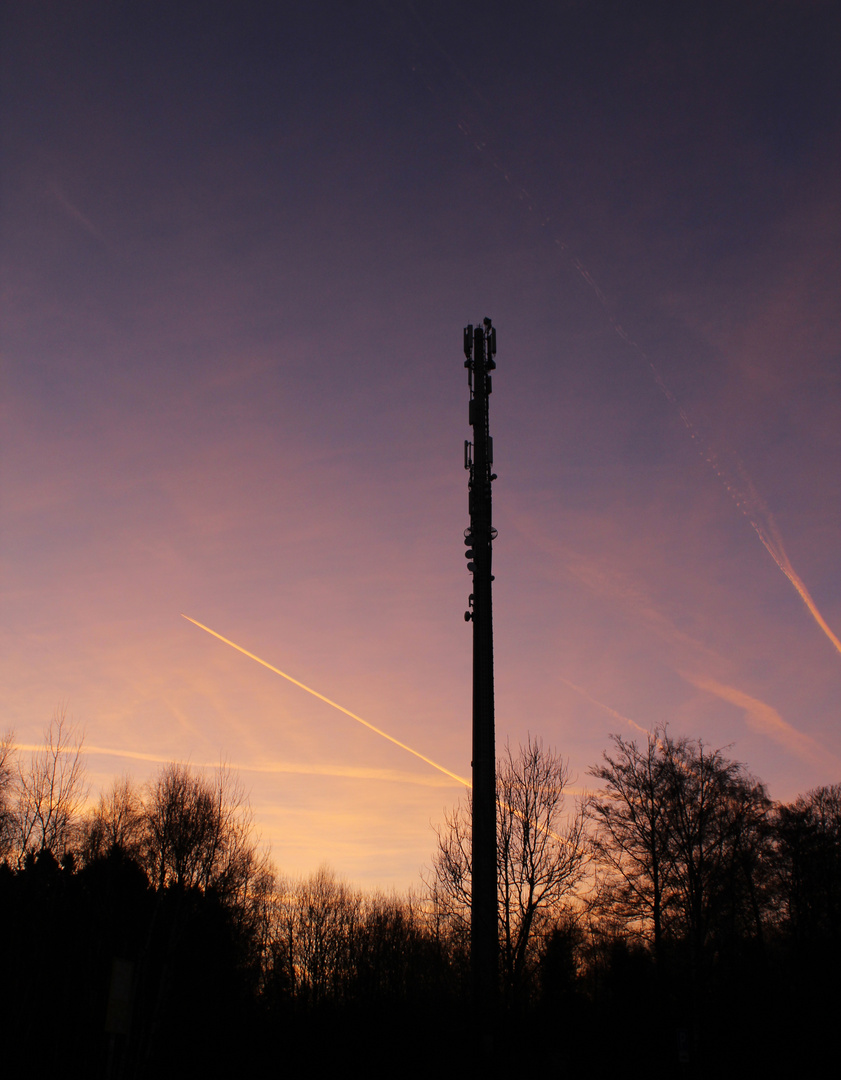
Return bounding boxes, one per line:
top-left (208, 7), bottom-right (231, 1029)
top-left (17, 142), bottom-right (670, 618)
top-left (184, 615), bottom-right (573, 845)
top-left (181, 614), bottom-right (470, 789)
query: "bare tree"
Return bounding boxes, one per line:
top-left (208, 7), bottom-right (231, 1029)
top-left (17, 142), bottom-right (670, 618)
top-left (278, 866), bottom-right (362, 1006)
top-left (13, 706), bottom-right (88, 866)
top-left (81, 774), bottom-right (145, 862)
top-left (431, 737), bottom-right (587, 1003)
top-left (588, 728), bottom-right (772, 964)
top-left (497, 739), bottom-right (588, 999)
top-left (354, 890), bottom-right (437, 1002)
top-left (0, 730), bottom-right (15, 861)
top-left (587, 730), bottom-right (671, 959)
top-left (774, 783), bottom-right (841, 947)
top-left (266, 873), bottom-right (457, 1012)
top-left (141, 761), bottom-right (269, 906)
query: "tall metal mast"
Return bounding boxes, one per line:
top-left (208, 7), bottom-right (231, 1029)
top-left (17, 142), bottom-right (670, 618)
top-left (462, 318), bottom-right (498, 1018)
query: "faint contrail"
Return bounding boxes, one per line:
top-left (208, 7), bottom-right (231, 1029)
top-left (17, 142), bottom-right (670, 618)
top-left (560, 678), bottom-right (650, 737)
top-left (585, 286), bottom-right (841, 656)
top-left (73, 744), bottom-right (454, 786)
top-left (49, 183), bottom-right (106, 242)
top-left (694, 444), bottom-right (841, 658)
top-left (181, 614), bottom-right (470, 788)
top-left (567, 269), bottom-right (841, 657)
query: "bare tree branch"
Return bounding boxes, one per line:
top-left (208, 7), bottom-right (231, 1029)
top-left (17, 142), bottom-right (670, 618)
top-left (13, 706), bottom-right (88, 866)
top-left (430, 736), bottom-right (587, 1003)
top-left (0, 730), bottom-right (15, 861)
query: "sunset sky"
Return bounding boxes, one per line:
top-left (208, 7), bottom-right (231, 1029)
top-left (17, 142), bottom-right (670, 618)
top-left (2, 1), bottom-right (840, 890)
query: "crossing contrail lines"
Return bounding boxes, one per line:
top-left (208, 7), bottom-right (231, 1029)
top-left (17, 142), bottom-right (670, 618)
top-left (393, 6), bottom-right (841, 662)
top-left (183, 615), bottom-right (579, 845)
top-left (181, 614), bottom-right (470, 789)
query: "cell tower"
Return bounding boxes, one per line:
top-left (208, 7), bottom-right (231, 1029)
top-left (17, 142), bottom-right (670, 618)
top-left (462, 318), bottom-right (498, 1017)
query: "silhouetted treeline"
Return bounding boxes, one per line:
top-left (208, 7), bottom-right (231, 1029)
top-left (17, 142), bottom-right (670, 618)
top-left (0, 717), bottom-right (468, 1075)
top-left (1, 718), bottom-right (840, 1076)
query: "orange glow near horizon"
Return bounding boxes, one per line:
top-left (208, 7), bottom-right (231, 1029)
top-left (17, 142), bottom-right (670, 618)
top-left (181, 616), bottom-right (580, 844)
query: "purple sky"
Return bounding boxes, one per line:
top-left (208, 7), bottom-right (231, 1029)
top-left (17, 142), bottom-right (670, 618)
top-left (3, 1), bottom-right (840, 890)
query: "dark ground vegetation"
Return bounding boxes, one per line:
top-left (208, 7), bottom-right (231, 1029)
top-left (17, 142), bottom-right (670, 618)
top-left (1, 722), bottom-right (839, 1077)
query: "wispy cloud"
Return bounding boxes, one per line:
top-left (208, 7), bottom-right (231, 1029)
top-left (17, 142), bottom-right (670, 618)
top-left (16, 740), bottom-right (460, 791)
top-left (682, 673), bottom-right (840, 771)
